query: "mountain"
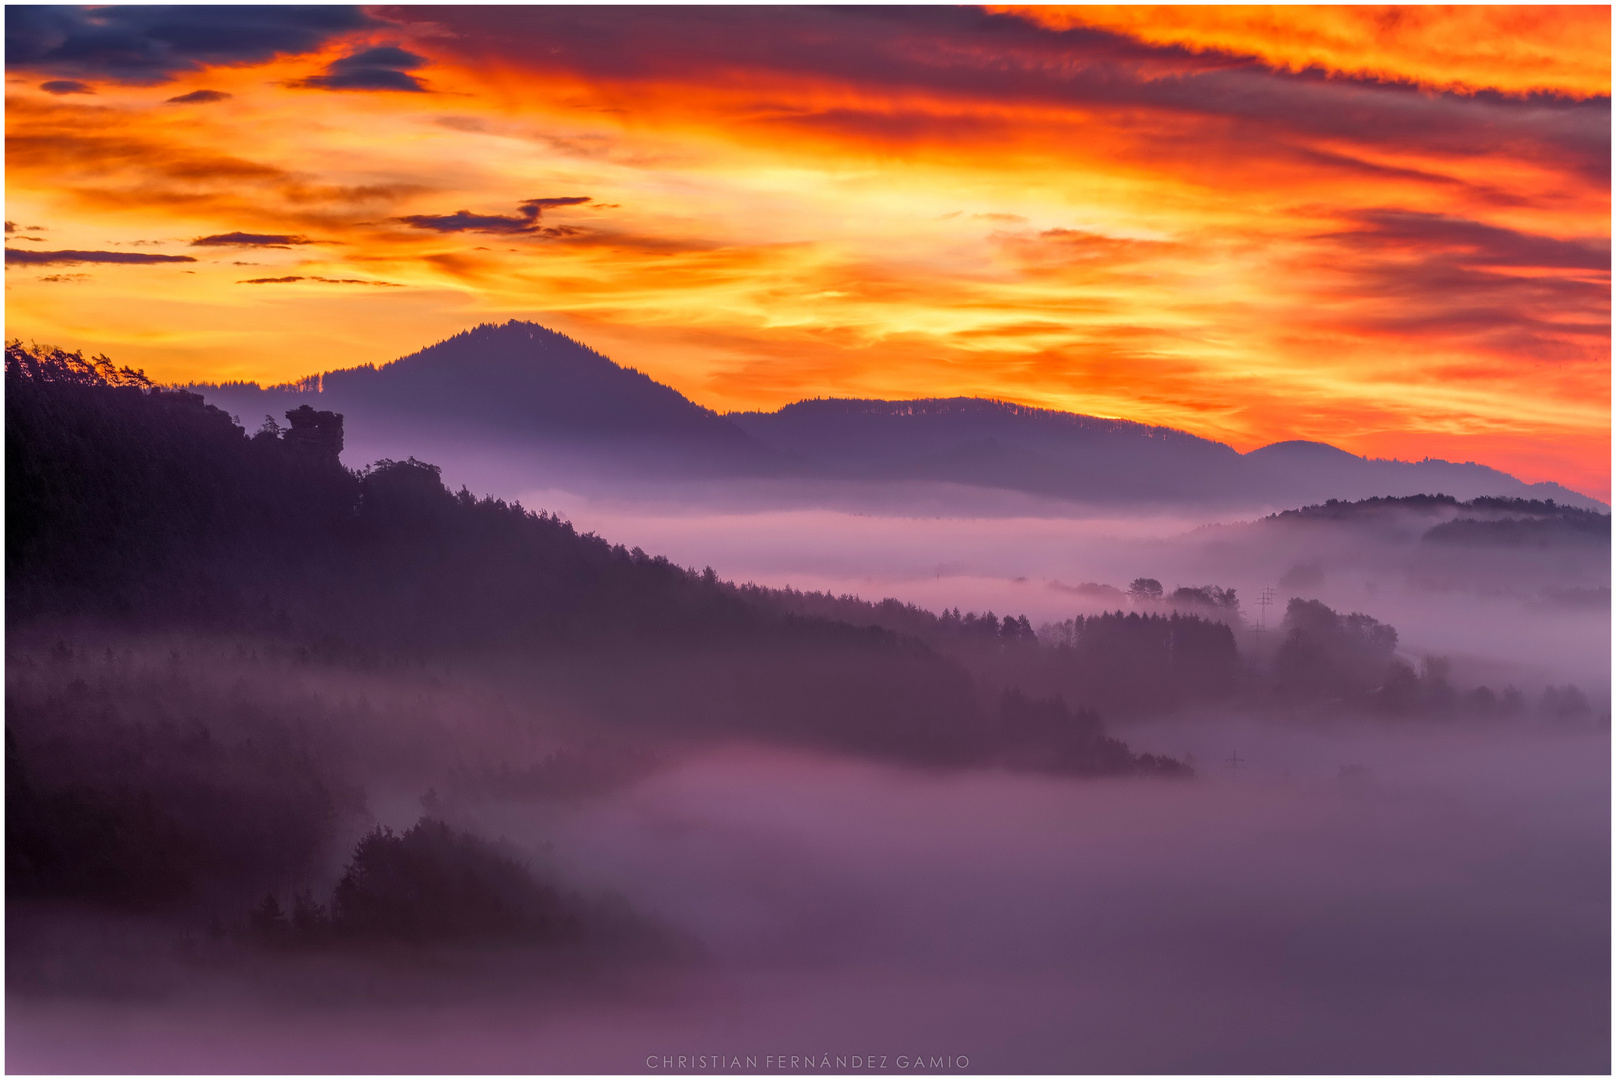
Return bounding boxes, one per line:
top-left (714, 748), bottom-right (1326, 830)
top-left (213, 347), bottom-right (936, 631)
top-left (727, 398), bottom-right (1250, 504)
top-left (190, 320), bottom-right (1605, 511)
top-left (193, 322), bottom-right (784, 478)
top-left (1241, 441), bottom-right (1597, 510)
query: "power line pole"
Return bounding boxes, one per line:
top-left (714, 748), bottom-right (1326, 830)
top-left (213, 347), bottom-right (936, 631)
top-left (1255, 585), bottom-right (1276, 644)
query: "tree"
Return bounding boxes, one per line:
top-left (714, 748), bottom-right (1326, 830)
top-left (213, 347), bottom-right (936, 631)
top-left (1127, 577), bottom-right (1162, 603)
top-left (1276, 598), bottom-right (1399, 697)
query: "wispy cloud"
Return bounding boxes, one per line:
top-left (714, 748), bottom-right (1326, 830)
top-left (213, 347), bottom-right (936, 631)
top-left (192, 232), bottom-right (314, 248)
top-left (396, 196), bottom-right (590, 234)
top-left (6, 249), bottom-right (197, 266)
top-left (166, 89), bottom-right (232, 105)
top-left (237, 274), bottom-right (403, 286)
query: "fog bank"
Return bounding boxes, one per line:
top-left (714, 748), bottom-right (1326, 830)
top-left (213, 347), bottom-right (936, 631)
top-left (11, 718), bottom-right (1608, 1074)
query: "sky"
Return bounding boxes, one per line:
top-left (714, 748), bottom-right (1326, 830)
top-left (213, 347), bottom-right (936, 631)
top-left (5, 5), bottom-right (1611, 498)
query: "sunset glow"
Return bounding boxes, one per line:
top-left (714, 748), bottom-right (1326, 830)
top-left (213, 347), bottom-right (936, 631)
top-left (6, 5), bottom-right (1610, 496)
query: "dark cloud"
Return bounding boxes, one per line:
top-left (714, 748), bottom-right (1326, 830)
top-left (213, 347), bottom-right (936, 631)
top-left (192, 232), bottom-right (312, 248)
top-left (39, 79), bottom-right (93, 94)
top-left (237, 274), bottom-right (402, 286)
top-left (5, 249), bottom-right (197, 266)
top-left (1324, 210), bottom-right (1611, 272)
top-left (1307, 210), bottom-right (1609, 360)
top-left (307, 275), bottom-right (403, 286)
top-left (293, 44), bottom-right (429, 93)
top-left (396, 196), bottom-right (591, 234)
top-left (165, 88), bottom-right (231, 104)
top-left (6, 5), bottom-right (375, 85)
top-left (524, 196), bottom-right (592, 211)
top-left (5, 222), bottom-right (14, 234)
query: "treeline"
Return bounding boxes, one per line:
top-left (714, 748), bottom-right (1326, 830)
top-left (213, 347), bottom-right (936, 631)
top-left (733, 582), bottom-right (1242, 714)
top-left (238, 818), bottom-right (683, 959)
top-left (1264, 494), bottom-right (1611, 548)
top-left (1273, 597), bottom-right (1596, 720)
top-left (5, 340), bottom-right (1183, 775)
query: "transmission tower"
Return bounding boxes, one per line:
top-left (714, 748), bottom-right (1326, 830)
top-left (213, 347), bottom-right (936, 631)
top-left (1255, 585), bottom-right (1276, 643)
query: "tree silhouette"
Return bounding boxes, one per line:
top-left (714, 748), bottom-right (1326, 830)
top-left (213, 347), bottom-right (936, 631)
top-left (1127, 577), bottom-right (1163, 602)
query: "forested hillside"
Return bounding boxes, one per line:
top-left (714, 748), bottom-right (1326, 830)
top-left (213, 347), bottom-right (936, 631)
top-left (6, 340), bottom-right (1189, 773)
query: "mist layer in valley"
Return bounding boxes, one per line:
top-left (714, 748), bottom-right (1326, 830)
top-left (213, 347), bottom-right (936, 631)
top-left (9, 338), bottom-right (1610, 1074)
top-left (11, 662), bottom-right (1609, 1073)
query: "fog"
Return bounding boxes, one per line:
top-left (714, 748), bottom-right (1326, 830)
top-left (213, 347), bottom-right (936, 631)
top-left (328, 426), bottom-right (1609, 689)
top-left (11, 354), bottom-right (1609, 1075)
top-left (10, 719), bottom-right (1608, 1073)
top-left (497, 481), bottom-right (1610, 690)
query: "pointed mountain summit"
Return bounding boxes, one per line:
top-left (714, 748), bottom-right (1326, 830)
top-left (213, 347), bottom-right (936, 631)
top-left (320, 322), bottom-right (737, 438)
top-left (190, 321), bottom-right (1604, 510)
top-left (193, 321), bottom-right (780, 475)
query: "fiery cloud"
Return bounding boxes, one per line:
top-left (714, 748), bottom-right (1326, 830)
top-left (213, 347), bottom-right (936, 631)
top-left (3, 5), bottom-right (1608, 497)
top-left (995, 6), bottom-right (1612, 99)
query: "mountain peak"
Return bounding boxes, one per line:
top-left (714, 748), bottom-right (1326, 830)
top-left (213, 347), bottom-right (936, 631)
top-left (291, 319), bottom-right (742, 439)
top-left (189, 322), bottom-right (1604, 510)
top-left (1245, 440), bottom-right (1363, 462)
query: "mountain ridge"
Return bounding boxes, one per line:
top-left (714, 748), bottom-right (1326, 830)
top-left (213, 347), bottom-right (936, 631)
top-left (188, 320), bottom-right (1606, 511)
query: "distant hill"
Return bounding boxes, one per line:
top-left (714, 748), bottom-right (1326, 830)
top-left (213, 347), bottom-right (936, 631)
top-left (1241, 441), bottom-right (1599, 512)
top-left (731, 399), bottom-right (1602, 509)
top-left (728, 398), bottom-right (1249, 503)
top-left (190, 320), bottom-right (1605, 511)
top-left (193, 322), bottom-right (784, 477)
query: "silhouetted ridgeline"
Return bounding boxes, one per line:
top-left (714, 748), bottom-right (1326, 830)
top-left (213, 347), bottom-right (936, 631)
top-left (190, 319), bottom-right (1605, 510)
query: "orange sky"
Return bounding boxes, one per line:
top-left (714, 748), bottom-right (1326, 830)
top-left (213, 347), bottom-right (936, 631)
top-left (6, 5), bottom-right (1610, 498)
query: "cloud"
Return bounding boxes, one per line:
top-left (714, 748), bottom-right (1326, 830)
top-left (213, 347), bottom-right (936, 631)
top-left (5, 248), bottom-right (197, 266)
top-left (396, 196), bottom-right (591, 234)
top-left (5, 99), bottom-right (294, 187)
top-left (1293, 210), bottom-right (1610, 363)
top-left (39, 79), bottom-right (93, 95)
top-left (994, 5), bottom-right (1612, 100)
top-left (524, 196), bottom-right (593, 211)
top-left (192, 232), bottom-right (312, 248)
top-left (293, 44), bottom-right (429, 93)
top-left (5, 5), bottom-right (375, 84)
top-left (1323, 210), bottom-right (1611, 272)
top-left (401, 7), bottom-right (1610, 187)
top-left (4, 222), bottom-right (13, 234)
top-left (237, 275), bottom-right (403, 286)
top-left (166, 89), bottom-right (232, 104)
